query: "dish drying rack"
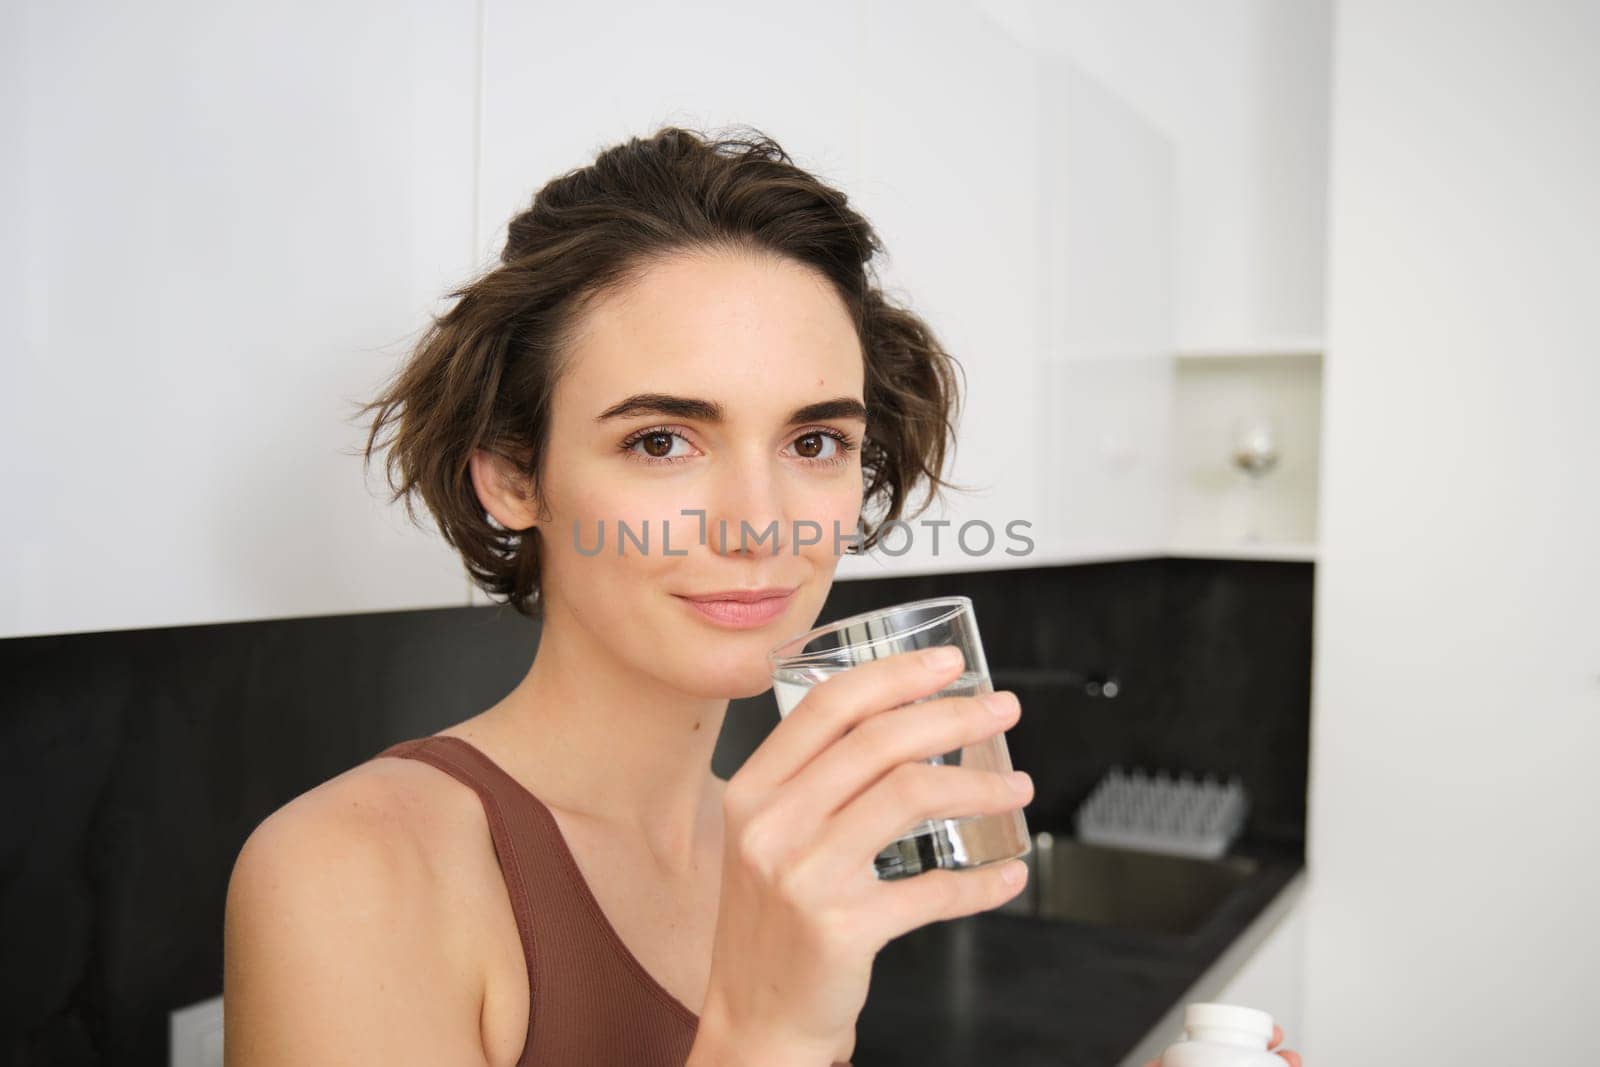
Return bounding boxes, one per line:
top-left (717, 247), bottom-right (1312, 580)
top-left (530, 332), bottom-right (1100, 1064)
top-left (1074, 766), bottom-right (1249, 860)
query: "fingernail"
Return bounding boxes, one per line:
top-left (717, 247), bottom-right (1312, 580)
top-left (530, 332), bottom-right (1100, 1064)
top-left (984, 691), bottom-right (1017, 718)
top-left (925, 646), bottom-right (962, 670)
top-left (1005, 770), bottom-right (1032, 794)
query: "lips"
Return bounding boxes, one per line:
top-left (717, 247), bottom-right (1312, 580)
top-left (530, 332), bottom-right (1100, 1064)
top-left (673, 587), bottom-right (797, 628)
top-left (677, 587), bottom-right (797, 603)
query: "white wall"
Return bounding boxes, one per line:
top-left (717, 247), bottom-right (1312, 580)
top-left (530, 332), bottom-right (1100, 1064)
top-left (1306, 0), bottom-right (1600, 1059)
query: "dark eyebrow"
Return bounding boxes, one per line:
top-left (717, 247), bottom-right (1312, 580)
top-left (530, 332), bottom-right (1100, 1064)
top-left (594, 393), bottom-right (868, 426)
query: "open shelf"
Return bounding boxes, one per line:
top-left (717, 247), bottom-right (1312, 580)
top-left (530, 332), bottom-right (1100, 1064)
top-left (1168, 353), bottom-right (1323, 552)
top-left (1166, 541), bottom-right (1318, 563)
top-left (1175, 337), bottom-right (1324, 360)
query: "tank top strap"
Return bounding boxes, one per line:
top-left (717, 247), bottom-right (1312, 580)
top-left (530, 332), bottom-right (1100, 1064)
top-left (373, 735), bottom-right (855, 1066)
top-left (373, 735), bottom-right (543, 1058)
top-left (372, 733), bottom-right (709, 1066)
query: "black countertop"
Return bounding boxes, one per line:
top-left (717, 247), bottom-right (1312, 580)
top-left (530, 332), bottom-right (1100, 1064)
top-left (852, 845), bottom-right (1304, 1066)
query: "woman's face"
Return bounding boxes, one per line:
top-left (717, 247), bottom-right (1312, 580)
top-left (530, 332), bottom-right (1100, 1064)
top-left (517, 249), bottom-right (866, 700)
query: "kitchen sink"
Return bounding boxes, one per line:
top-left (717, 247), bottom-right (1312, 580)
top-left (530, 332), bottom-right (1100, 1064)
top-left (994, 832), bottom-right (1258, 936)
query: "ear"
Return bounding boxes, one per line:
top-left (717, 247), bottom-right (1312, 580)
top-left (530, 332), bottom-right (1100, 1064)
top-left (469, 448), bottom-right (543, 531)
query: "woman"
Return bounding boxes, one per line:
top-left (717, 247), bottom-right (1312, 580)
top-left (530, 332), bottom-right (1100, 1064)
top-left (223, 125), bottom-right (1301, 1066)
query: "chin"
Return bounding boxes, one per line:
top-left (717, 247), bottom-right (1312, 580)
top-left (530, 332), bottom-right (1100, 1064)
top-left (723, 671), bottom-right (779, 701)
top-left (713, 662), bottom-right (783, 701)
top-left (668, 647), bottom-right (783, 701)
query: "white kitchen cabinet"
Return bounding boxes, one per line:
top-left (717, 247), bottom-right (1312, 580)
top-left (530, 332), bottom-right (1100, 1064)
top-left (2, 0), bottom-right (480, 639)
top-left (1033, 57), bottom-right (1175, 565)
top-left (1029, 0), bottom-right (1333, 354)
top-left (1, 1), bottom-right (1318, 636)
top-left (832, 0), bottom-right (1047, 580)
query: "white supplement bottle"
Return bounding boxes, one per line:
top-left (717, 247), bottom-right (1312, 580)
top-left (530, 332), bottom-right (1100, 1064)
top-left (1159, 1003), bottom-right (1283, 1067)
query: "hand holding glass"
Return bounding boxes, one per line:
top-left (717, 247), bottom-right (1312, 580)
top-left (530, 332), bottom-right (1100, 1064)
top-left (767, 596), bottom-right (1032, 880)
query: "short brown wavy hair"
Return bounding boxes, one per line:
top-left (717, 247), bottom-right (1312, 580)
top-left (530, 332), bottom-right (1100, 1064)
top-left (353, 124), bottom-right (966, 620)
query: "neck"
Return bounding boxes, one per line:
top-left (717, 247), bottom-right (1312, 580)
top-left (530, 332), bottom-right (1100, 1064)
top-left (485, 599), bottom-right (731, 876)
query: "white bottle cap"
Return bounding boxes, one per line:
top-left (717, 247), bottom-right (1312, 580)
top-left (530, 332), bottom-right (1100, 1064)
top-left (1185, 1002), bottom-right (1274, 1043)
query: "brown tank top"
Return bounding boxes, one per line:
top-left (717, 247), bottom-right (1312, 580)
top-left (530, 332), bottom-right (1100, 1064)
top-left (372, 734), bottom-right (853, 1067)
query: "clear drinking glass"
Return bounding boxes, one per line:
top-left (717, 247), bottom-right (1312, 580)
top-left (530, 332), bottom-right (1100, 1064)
top-left (766, 596), bottom-right (1032, 881)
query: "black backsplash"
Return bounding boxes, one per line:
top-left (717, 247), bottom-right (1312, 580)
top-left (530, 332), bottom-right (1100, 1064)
top-left (714, 559), bottom-right (1313, 846)
top-left (0, 558), bottom-right (1310, 1065)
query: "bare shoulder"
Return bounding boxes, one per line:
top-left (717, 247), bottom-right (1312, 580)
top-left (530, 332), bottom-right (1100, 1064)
top-left (228, 754), bottom-right (486, 911)
top-left (268, 750), bottom-right (482, 845)
top-left (223, 755), bottom-right (492, 1065)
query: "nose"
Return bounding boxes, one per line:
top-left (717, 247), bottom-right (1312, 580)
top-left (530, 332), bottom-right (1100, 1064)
top-left (706, 450), bottom-right (788, 559)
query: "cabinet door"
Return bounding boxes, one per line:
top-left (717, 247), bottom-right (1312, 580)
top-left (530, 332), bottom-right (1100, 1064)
top-left (1, 0), bottom-right (479, 639)
top-left (836, 0), bottom-right (1044, 580)
top-left (1034, 57), bottom-right (1175, 564)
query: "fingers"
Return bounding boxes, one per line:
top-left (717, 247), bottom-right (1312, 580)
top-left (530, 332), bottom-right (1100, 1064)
top-left (763, 687), bottom-right (1021, 853)
top-left (736, 646), bottom-right (966, 798)
top-left (817, 761), bottom-right (1033, 872)
top-left (1265, 1023), bottom-right (1301, 1065)
top-left (867, 857), bottom-right (1028, 946)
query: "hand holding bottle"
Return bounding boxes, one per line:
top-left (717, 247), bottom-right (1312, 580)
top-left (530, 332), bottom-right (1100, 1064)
top-left (1146, 1005), bottom-right (1303, 1067)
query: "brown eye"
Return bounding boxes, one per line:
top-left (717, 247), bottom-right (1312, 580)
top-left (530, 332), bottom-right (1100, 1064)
top-left (641, 432), bottom-right (674, 458)
top-left (795, 433), bottom-right (823, 459)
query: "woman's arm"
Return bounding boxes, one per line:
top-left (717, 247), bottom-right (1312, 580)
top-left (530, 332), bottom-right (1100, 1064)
top-left (223, 795), bottom-right (490, 1066)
